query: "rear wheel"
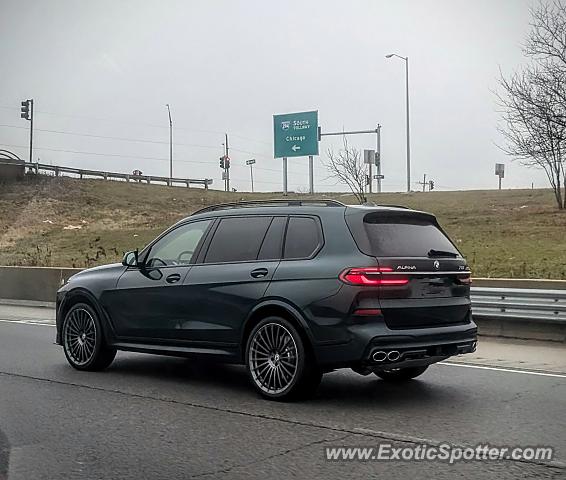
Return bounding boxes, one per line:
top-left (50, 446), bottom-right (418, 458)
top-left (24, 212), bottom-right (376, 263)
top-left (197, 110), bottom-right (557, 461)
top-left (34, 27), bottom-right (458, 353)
top-left (373, 366), bottom-right (428, 382)
top-left (62, 302), bottom-right (116, 371)
top-left (245, 317), bottom-right (321, 401)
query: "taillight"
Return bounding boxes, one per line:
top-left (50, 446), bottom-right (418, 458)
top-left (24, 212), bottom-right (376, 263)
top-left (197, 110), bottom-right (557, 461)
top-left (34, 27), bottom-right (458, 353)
top-left (339, 267), bottom-right (409, 286)
top-left (457, 274), bottom-right (472, 285)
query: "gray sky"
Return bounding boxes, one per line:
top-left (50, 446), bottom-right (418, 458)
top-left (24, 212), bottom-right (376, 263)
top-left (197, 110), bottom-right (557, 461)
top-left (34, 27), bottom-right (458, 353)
top-left (0, 0), bottom-right (547, 192)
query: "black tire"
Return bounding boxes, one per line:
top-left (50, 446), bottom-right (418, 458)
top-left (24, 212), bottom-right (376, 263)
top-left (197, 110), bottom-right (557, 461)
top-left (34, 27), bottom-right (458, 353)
top-left (245, 316), bottom-right (322, 401)
top-left (374, 366), bottom-right (429, 382)
top-left (62, 302), bottom-right (116, 371)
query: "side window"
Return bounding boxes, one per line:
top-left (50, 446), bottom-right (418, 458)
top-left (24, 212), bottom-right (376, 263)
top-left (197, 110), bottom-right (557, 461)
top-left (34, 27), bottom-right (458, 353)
top-left (284, 216), bottom-right (321, 259)
top-left (205, 216), bottom-right (272, 263)
top-left (257, 217), bottom-right (286, 260)
top-left (146, 220), bottom-right (211, 267)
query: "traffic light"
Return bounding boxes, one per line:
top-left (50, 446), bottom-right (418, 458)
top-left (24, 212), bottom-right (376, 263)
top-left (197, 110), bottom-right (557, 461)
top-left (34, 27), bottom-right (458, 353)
top-left (20, 100), bottom-right (30, 120)
top-left (225, 157), bottom-right (230, 169)
top-left (429, 180), bottom-right (435, 191)
top-left (219, 156), bottom-right (225, 169)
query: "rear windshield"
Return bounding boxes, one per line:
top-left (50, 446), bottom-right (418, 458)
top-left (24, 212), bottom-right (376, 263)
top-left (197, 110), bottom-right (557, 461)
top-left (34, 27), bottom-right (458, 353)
top-left (363, 213), bottom-right (459, 257)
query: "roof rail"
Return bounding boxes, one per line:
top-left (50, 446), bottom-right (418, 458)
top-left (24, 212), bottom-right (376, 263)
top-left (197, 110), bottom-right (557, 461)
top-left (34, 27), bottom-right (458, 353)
top-left (361, 202), bottom-right (410, 210)
top-left (191, 199), bottom-right (345, 216)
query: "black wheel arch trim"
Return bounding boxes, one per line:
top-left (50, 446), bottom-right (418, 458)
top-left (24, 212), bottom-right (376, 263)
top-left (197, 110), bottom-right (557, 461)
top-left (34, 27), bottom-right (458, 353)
top-left (56, 287), bottom-right (116, 345)
top-left (240, 299), bottom-right (316, 355)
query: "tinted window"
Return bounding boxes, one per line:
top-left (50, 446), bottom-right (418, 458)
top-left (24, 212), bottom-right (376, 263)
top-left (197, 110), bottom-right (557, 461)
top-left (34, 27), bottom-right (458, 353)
top-left (205, 216), bottom-right (271, 263)
top-left (284, 216), bottom-right (321, 259)
top-left (146, 220), bottom-right (211, 267)
top-left (363, 213), bottom-right (459, 257)
top-left (257, 217), bottom-right (286, 260)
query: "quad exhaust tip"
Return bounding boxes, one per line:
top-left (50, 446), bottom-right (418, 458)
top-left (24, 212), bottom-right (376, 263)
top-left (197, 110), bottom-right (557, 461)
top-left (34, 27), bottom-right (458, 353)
top-left (371, 350), bottom-right (401, 362)
top-left (372, 351), bottom-right (387, 362)
top-left (387, 350), bottom-right (400, 361)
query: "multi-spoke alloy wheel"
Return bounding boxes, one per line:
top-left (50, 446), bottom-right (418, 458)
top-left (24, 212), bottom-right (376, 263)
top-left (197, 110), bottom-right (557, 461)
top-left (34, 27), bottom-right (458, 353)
top-left (249, 322), bottom-right (298, 395)
top-left (64, 307), bottom-right (97, 366)
top-left (246, 317), bottom-right (322, 400)
top-left (62, 303), bottom-right (116, 371)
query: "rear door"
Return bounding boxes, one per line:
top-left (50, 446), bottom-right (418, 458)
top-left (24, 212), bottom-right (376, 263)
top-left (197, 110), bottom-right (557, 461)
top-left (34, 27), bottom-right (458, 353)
top-left (350, 210), bottom-right (472, 329)
top-left (179, 215), bottom-right (285, 344)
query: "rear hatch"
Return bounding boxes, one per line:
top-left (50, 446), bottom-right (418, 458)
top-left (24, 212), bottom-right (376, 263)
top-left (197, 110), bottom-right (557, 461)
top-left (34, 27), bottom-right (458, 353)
top-left (345, 207), bottom-right (472, 329)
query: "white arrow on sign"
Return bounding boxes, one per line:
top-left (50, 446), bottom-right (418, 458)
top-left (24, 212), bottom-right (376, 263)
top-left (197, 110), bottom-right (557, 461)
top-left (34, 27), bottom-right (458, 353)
top-left (291, 145), bottom-right (300, 152)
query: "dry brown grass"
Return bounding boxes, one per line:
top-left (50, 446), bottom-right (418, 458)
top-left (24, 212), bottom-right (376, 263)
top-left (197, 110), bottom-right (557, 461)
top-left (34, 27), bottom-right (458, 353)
top-left (1, 174), bottom-right (565, 278)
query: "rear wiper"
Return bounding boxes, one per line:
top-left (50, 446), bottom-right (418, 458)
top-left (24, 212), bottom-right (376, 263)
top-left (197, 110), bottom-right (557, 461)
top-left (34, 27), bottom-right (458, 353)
top-left (428, 249), bottom-right (458, 258)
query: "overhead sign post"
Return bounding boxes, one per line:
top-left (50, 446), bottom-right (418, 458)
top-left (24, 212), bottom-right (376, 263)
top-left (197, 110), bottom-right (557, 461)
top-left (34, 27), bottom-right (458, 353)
top-left (274, 111), bottom-right (319, 195)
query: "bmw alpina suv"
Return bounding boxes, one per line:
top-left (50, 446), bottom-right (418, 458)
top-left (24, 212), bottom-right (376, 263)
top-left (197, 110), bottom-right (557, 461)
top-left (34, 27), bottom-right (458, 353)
top-left (56, 199), bottom-right (477, 400)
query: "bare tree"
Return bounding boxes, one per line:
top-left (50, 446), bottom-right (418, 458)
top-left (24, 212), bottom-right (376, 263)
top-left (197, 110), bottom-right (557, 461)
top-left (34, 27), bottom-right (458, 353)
top-left (497, 0), bottom-right (566, 209)
top-left (325, 136), bottom-right (367, 204)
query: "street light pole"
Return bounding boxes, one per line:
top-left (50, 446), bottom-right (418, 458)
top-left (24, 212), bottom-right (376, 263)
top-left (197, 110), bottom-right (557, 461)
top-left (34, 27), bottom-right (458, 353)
top-left (166, 104), bottom-right (173, 180)
top-left (386, 53), bottom-right (411, 193)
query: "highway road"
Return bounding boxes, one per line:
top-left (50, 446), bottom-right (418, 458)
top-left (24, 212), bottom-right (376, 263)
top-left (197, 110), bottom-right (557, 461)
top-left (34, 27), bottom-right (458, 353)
top-left (0, 306), bottom-right (565, 479)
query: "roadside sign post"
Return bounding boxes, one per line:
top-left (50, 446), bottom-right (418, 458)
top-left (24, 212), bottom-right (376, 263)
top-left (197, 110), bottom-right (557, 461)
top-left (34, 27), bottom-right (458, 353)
top-left (283, 157), bottom-right (288, 195)
top-left (246, 159), bottom-right (256, 193)
top-left (308, 155), bottom-right (314, 194)
top-left (495, 163), bottom-right (505, 190)
top-left (364, 150), bottom-right (375, 195)
top-left (274, 111), bottom-right (319, 195)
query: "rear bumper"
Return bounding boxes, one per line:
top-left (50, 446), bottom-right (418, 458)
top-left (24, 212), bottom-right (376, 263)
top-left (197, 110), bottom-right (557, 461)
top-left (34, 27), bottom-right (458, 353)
top-left (313, 319), bottom-right (477, 368)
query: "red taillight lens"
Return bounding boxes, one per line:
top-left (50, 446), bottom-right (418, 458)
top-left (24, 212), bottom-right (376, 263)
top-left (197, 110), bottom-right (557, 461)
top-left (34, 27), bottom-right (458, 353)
top-left (339, 267), bottom-right (409, 286)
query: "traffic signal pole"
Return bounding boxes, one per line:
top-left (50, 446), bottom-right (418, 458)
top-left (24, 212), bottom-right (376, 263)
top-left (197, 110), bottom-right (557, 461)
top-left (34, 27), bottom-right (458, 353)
top-left (20, 99), bottom-right (34, 163)
top-left (29, 99), bottom-right (34, 163)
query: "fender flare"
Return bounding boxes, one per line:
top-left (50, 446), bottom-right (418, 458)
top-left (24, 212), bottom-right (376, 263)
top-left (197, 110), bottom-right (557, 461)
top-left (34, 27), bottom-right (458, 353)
top-left (58, 287), bottom-right (116, 345)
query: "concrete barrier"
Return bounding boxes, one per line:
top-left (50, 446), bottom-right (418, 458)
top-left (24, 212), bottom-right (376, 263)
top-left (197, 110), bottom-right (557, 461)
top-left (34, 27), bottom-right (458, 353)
top-left (0, 266), bottom-right (81, 303)
top-left (0, 267), bottom-right (565, 342)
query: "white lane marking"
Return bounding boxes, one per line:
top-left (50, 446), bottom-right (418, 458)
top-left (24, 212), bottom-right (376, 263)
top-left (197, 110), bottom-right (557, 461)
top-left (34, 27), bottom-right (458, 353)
top-left (1, 319), bottom-right (565, 378)
top-left (0, 318), bottom-right (55, 327)
top-left (440, 361), bottom-right (566, 379)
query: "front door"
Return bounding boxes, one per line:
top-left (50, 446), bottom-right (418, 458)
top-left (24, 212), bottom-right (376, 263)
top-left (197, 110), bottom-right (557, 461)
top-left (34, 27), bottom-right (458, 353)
top-left (102, 219), bottom-right (213, 340)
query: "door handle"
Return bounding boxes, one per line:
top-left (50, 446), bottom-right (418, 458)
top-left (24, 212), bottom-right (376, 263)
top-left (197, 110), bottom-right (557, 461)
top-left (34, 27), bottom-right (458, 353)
top-left (250, 268), bottom-right (268, 279)
top-left (166, 273), bottom-right (181, 284)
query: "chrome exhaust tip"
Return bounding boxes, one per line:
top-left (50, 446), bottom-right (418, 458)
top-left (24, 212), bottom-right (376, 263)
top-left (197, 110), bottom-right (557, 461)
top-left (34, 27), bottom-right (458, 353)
top-left (372, 351), bottom-right (387, 362)
top-left (387, 350), bottom-right (400, 362)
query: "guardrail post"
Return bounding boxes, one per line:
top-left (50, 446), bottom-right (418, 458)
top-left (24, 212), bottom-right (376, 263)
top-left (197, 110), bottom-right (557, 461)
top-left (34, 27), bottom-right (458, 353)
top-left (55, 166), bottom-right (59, 177)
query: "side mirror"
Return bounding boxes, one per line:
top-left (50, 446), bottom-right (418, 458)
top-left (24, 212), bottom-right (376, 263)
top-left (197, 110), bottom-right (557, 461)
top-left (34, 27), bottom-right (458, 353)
top-left (122, 250), bottom-right (139, 267)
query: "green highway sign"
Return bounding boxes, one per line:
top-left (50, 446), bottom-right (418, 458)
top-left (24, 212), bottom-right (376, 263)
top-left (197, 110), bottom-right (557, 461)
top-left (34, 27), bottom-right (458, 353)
top-left (273, 110), bottom-right (319, 158)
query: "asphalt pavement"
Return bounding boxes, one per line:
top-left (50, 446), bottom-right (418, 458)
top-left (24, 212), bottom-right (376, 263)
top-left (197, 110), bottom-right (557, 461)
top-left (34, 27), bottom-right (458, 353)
top-left (0, 306), bottom-right (565, 479)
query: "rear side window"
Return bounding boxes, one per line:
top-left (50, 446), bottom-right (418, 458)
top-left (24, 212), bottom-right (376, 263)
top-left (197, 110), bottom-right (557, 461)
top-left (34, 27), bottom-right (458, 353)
top-left (363, 213), bottom-right (459, 257)
top-left (205, 216), bottom-right (271, 263)
top-left (284, 216), bottom-right (321, 259)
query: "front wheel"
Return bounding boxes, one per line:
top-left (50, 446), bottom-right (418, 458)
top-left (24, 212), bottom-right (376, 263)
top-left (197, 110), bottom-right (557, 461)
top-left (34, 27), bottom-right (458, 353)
top-left (373, 366), bottom-right (428, 382)
top-left (245, 317), bottom-right (321, 401)
top-left (62, 302), bottom-right (116, 371)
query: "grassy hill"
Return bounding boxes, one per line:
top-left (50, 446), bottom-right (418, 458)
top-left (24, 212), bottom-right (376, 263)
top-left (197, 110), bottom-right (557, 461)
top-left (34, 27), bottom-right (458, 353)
top-left (1, 175), bottom-right (565, 279)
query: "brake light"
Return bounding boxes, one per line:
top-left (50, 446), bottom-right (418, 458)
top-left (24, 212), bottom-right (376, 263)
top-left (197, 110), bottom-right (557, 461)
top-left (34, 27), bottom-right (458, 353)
top-left (339, 267), bottom-right (409, 286)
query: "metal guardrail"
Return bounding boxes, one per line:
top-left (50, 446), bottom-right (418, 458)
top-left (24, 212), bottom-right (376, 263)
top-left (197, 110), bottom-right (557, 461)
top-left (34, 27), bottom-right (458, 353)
top-left (24, 162), bottom-right (213, 188)
top-left (471, 287), bottom-right (566, 324)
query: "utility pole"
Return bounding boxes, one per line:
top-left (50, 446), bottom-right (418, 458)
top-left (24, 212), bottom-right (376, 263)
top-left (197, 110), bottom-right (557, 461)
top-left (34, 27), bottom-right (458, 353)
top-left (166, 104), bottom-right (173, 180)
top-left (225, 133), bottom-right (230, 192)
top-left (20, 99), bottom-right (34, 163)
top-left (418, 173), bottom-right (428, 192)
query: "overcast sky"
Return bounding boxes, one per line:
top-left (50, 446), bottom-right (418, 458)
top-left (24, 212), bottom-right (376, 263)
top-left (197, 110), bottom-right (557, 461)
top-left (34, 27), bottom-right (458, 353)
top-left (0, 0), bottom-right (548, 192)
